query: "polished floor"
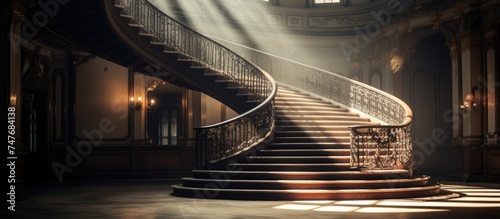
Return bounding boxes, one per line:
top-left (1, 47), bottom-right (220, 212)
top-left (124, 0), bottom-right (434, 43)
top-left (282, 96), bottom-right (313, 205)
top-left (3, 178), bottom-right (500, 219)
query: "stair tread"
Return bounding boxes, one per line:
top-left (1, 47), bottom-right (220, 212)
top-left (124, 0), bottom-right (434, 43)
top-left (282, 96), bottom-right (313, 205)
top-left (269, 142), bottom-right (350, 145)
top-left (276, 119), bottom-right (372, 122)
top-left (232, 163), bottom-right (351, 166)
top-left (181, 176), bottom-right (429, 184)
top-left (274, 136), bottom-right (350, 139)
top-left (248, 156), bottom-right (350, 158)
top-left (275, 110), bottom-right (353, 114)
top-left (276, 130), bottom-right (350, 134)
top-left (192, 169), bottom-right (409, 174)
top-left (260, 149), bottom-right (350, 152)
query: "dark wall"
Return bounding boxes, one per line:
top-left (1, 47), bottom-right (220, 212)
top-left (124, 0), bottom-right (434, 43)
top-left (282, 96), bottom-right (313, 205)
top-left (406, 33), bottom-right (453, 177)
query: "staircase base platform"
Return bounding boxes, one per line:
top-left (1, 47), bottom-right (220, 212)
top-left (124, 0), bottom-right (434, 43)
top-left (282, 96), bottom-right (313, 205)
top-left (171, 184), bottom-right (442, 200)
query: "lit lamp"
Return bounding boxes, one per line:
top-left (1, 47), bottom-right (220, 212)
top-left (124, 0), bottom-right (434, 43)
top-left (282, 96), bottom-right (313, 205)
top-left (147, 99), bottom-right (155, 112)
top-left (460, 86), bottom-right (479, 113)
top-left (129, 96), bottom-right (142, 111)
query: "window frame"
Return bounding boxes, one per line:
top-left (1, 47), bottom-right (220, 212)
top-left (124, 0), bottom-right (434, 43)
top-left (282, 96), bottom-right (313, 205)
top-left (313, 0), bottom-right (344, 7)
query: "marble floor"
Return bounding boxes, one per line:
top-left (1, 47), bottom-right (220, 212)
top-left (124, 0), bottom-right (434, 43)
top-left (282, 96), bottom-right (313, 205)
top-left (3, 179), bottom-right (500, 219)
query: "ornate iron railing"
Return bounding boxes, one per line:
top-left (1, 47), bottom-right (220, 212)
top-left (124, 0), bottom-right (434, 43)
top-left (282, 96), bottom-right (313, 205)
top-left (114, 0), bottom-right (277, 168)
top-left (209, 37), bottom-right (413, 171)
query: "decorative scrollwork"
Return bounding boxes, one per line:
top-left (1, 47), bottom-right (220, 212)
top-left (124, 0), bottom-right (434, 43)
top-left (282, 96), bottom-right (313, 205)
top-left (211, 38), bottom-right (413, 171)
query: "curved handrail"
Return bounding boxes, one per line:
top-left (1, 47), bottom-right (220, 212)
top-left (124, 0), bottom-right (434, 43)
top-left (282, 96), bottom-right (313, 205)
top-left (114, 0), bottom-right (277, 168)
top-left (207, 36), bottom-right (413, 170)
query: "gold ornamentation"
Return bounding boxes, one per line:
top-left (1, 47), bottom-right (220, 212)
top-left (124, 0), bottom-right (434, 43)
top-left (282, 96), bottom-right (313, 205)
top-left (486, 2), bottom-right (495, 26)
top-left (389, 47), bottom-right (415, 74)
top-left (485, 29), bottom-right (496, 50)
top-left (404, 21), bottom-right (413, 34)
top-left (460, 31), bottom-right (481, 52)
top-left (430, 10), bottom-right (441, 31)
top-left (447, 41), bottom-right (459, 62)
top-left (456, 1), bottom-right (465, 21)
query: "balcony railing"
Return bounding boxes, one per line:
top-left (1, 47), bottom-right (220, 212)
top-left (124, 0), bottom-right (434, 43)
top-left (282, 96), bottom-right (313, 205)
top-left (114, 0), bottom-right (277, 168)
top-left (209, 37), bottom-right (413, 171)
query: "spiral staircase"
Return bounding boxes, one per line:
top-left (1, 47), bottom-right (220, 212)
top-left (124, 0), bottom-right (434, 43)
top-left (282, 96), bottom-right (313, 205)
top-left (42, 0), bottom-right (441, 200)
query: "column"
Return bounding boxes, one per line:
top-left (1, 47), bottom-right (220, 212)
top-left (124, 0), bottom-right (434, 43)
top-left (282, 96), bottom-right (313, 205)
top-left (132, 72), bottom-right (147, 143)
top-left (460, 30), bottom-right (483, 145)
top-left (485, 27), bottom-right (498, 145)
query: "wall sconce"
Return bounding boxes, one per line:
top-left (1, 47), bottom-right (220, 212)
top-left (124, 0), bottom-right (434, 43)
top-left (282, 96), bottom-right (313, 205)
top-left (129, 96), bottom-right (142, 111)
top-left (460, 86), bottom-right (479, 113)
top-left (147, 99), bottom-right (155, 113)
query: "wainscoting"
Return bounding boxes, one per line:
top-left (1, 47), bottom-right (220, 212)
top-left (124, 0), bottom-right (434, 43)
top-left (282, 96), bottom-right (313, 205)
top-left (49, 145), bottom-right (194, 181)
top-left (446, 143), bottom-right (500, 183)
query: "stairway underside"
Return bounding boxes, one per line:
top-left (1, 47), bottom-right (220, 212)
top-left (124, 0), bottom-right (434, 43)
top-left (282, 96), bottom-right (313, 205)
top-left (172, 85), bottom-right (441, 200)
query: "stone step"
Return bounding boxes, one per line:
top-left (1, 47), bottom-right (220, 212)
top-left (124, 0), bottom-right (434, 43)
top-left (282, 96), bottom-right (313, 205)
top-left (273, 136), bottom-right (351, 143)
top-left (275, 130), bottom-right (351, 137)
top-left (275, 105), bottom-right (344, 111)
top-left (229, 163), bottom-right (352, 171)
top-left (191, 169), bottom-right (412, 180)
top-left (179, 175), bottom-right (431, 190)
top-left (171, 184), bottom-right (442, 200)
top-left (274, 125), bottom-right (351, 131)
top-left (276, 115), bottom-right (371, 121)
top-left (276, 120), bottom-right (377, 126)
top-left (275, 110), bottom-right (354, 116)
top-left (267, 142), bottom-right (351, 149)
top-left (258, 149), bottom-right (351, 156)
top-left (244, 156), bottom-right (351, 163)
top-left (275, 96), bottom-right (324, 101)
top-left (275, 100), bottom-right (338, 107)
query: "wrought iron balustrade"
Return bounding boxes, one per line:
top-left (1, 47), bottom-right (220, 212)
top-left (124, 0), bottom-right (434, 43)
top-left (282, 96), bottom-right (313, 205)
top-left (208, 37), bottom-right (413, 171)
top-left (114, 0), bottom-right (277, 168)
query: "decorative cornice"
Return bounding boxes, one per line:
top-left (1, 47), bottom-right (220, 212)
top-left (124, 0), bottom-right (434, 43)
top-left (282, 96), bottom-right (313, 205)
top-left (308, 14), bottom-right (374, 27)
top-left (459, 30), bottom-right (481, 52)
top-left (484, 28), bottom-right (497, 50)
top-left (486, 3), bottom-right (495, 26)
top-left (446, 41), bottom-right (459, 62)
top-left (455, 1), bottom-right (465, 21)
top-left (430, 10), bottom-right (441, 31)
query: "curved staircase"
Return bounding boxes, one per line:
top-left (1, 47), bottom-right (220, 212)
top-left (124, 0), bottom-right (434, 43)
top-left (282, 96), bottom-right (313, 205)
top-left (39, 0), bottom-right (441, 200)
top-left (172, 86), bottom-right (441, 200)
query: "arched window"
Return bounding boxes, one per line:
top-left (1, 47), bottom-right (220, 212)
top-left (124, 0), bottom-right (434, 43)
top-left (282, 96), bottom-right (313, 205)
top-left (315, 0), bottom-right (341, 4)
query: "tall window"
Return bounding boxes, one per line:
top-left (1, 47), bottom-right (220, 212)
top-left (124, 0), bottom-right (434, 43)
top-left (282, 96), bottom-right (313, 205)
top-left (315, 0), bottom-right (341, 3)
top-left (159, 109), bottom-right (178, 145)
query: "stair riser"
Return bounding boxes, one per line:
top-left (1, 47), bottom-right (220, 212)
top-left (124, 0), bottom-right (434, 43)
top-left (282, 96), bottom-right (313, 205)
top-left (246, 157), bottom-right (351, 163)
top-left (275, 102), bottom-right (337, 107)
top-left (192, 171), bottom-right (412, 180)
top-left (275, 132), bottom-right (350, 137)
top-left (229, 165), bottom-right (351, 171)
top-left (181, 180), bottom-right (429, 190)
top-left (275, 106), bottom-right (344, 111)
top-left (275, 111), bottom-right (353, 116)
top-left (276, 121), bottom-right (374, 126)
top-left (274, 126), bottom-right (351, 132)
top-left (267, 144), bottom-right (351, 149)
top-left (172, 186), bottom-right (442, 200)
top-left (276, 117), bottom-right (370, 122)
top-left (258, 151), bottom-right (350, 156)
top-left (273, 138), bottom-right (350, 143)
